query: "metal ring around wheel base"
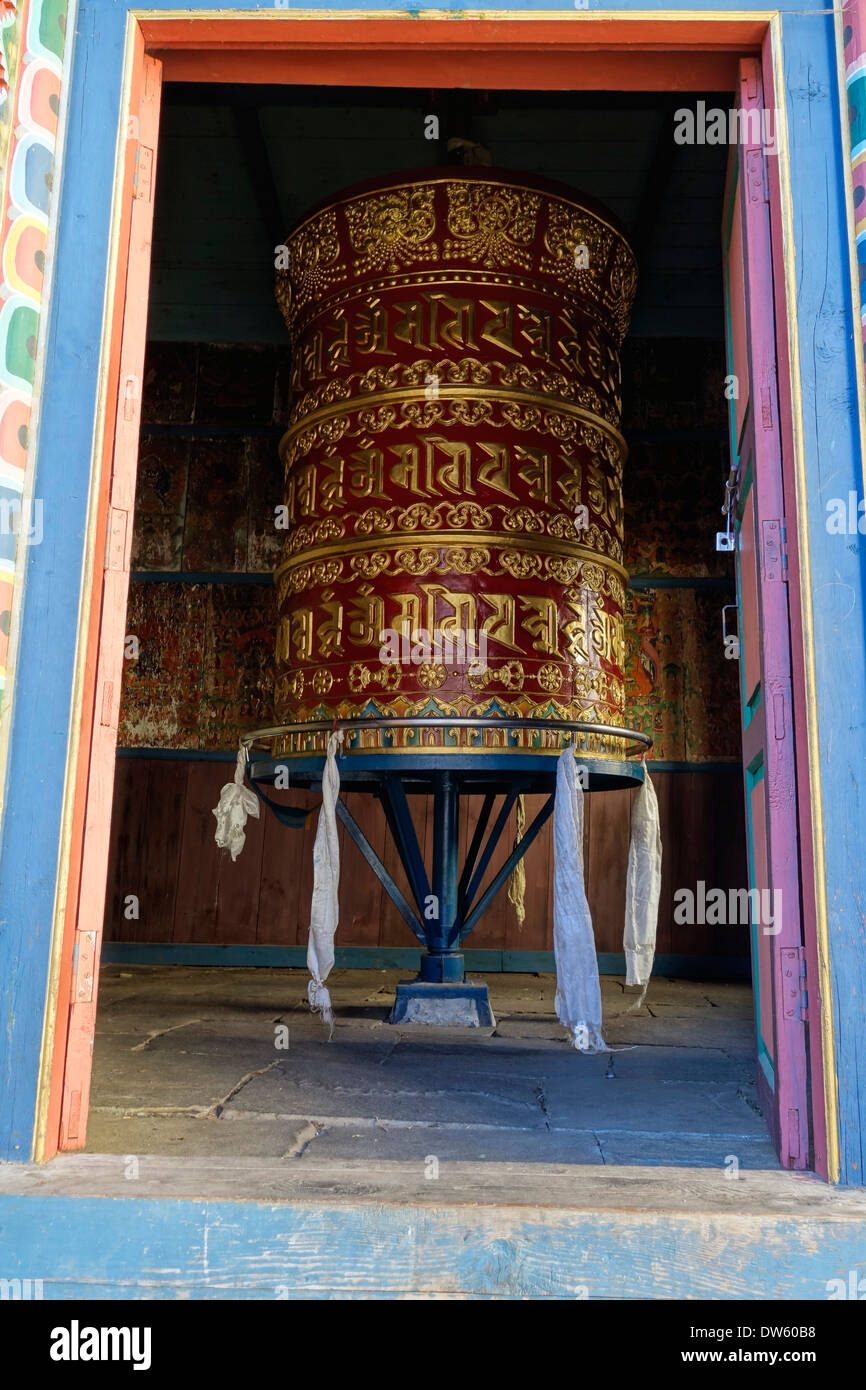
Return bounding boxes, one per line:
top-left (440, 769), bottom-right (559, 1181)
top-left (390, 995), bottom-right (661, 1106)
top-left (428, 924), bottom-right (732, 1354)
top-left (242, 717), bottom-right (652, 975)
top-left (243, 716), bottom-right (651, 793)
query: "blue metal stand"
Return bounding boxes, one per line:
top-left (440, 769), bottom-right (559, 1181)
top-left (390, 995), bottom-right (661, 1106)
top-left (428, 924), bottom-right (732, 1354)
top-left (246, 724), bottom-right (648, 1026)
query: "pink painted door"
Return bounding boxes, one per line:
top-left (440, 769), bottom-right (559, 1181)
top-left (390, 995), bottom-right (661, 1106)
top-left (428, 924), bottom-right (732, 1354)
top-left (722, 59), bottom-right (810, 1168)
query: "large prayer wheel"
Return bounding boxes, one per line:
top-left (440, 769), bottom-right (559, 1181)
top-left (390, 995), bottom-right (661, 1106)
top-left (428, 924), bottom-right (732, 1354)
top-left (272, 169), bottom-right (638, 763)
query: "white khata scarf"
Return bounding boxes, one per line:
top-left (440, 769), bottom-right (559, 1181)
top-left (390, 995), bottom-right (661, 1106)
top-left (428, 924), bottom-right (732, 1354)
top-left (212, 746), bottom-right (260, 862)
top-left (623, 767), bottom-right (662, 1011)
top-left (307, 730), bottom-right (344, 1038)
top-left (553, 744), bottom-right (606, 1052)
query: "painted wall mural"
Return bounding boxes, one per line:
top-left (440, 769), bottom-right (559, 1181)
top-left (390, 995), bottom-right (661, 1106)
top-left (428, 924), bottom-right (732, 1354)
top-left (0, 0), bottom-right (66, 702)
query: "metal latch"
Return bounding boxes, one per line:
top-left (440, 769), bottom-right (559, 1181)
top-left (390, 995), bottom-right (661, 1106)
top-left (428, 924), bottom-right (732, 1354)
top-left (722, 604), bottom-right (740, 660)
top-left (717, 463), bottom-right (739, 552)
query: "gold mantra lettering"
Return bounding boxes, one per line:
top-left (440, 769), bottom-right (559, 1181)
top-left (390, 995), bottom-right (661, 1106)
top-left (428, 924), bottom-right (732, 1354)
top-left (560, 589), bottom-right (623, 669)
top-left (286, 439), bottom-right (557, 519)
top-left (556, 453), bottom-right (622, 532)
top-left (290, 298), bottom-right (595, 390)
top-left (279, 585), bottom-right (621, 666)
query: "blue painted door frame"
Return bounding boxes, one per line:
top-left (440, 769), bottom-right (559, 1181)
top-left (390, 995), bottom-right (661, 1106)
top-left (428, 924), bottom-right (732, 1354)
top-left (0, 1), bottom-right (863, 1183)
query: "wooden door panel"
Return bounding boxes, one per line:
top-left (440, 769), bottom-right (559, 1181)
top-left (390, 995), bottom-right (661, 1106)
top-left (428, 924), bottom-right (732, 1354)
top-left (723, 58), bottom-right (810, 1168)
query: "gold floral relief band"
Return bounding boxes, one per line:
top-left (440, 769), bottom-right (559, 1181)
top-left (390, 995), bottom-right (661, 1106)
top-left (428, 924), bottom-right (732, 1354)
top-left (273, 533), bottom-right (629, 584)
top-left (276, 174), bottom-right (637, 346)
top-left (288, 354), bottom-right (623, 432)
top-left (280, 388), bottom-right (628, 461)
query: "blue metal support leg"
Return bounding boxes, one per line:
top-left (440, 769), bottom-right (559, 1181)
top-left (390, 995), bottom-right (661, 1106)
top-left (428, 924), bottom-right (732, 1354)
top-left (421, 771), bottom-right (462, 983)
top-left (392, 771), bottom-right (495, 1025)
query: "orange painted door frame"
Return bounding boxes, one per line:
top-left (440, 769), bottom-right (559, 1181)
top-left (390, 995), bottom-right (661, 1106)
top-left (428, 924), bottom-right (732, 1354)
top-left (44, 47), bottom-right (163, 1157)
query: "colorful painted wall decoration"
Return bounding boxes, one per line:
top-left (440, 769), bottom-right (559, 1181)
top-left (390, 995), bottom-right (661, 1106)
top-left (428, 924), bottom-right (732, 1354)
top-left (0, 0), bottom-right (66, 704)
top-left (844, 0), bottom-right (866, 354)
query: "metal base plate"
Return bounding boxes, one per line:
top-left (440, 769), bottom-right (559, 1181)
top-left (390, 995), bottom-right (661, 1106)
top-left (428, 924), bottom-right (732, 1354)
top-left (389, 981), bottom-right (496, 1028)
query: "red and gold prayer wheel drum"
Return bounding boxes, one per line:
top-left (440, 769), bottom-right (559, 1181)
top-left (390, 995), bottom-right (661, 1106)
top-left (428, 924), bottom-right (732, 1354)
top-left (272, 169), bottom-right (638, 761)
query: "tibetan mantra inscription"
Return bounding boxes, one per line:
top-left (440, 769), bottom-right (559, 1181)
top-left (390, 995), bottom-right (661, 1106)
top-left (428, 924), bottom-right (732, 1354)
top-left (273, 169), bottom-right (638, 759)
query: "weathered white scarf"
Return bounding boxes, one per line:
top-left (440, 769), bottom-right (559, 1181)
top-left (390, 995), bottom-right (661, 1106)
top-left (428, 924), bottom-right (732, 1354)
top-left (623, 768), bottom-right (662, 1011)
top-left (307, 731), bottom-right (343, 1037)
top-left (212, 747), bottom-right (259, 862)
top-left (553, 745), bottom-right (606, 1052)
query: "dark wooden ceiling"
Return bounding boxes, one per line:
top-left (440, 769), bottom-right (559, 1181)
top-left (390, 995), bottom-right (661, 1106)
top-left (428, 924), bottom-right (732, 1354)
top-left (149, 84), bottom-right (733, 342)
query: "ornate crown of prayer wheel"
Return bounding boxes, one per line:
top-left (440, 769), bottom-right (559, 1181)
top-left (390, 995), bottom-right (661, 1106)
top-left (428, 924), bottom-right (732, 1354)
top-left (272, 169), bottom-right (638, 762)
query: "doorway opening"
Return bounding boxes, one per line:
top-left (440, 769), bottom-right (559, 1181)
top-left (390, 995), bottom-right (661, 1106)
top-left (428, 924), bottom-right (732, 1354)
top-left (75, 77), bottom-right (794, 1172)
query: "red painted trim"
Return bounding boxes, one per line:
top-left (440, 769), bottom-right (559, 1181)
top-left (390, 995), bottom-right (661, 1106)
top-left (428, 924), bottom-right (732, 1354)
top-left (146, 14), bottom-right (757, 88)
top-left (138, 15), bottom-right (768, 51)
top-left (156, 49), bottom-right (740, 91)
top-left (761, 31), bottom-right (829, 1180)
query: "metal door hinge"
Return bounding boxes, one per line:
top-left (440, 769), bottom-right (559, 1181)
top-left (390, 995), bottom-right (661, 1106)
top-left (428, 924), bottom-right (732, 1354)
top-left (133, 145), bottom-right (154, 203)
top-left (746, 145), bottom-right (769, 204)
top-left (105, 506), bottom-right (129, 573)
top-left (100, 679), bottom-right (116, 730)
top-left (762, 519), bottom-right (788, 582)
top-left (787, 1108), bottom-right (801, 1164)
top-left (72, 930), bottom-right (97, 1004)
top-left (780, 946), bottom-right (808, 1022)
top-left (760, 383), bottom-right (774, 432)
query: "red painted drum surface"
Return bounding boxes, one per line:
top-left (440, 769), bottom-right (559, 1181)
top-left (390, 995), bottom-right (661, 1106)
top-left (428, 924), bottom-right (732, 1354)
top-left (273, 169), bottom-right (637, 759)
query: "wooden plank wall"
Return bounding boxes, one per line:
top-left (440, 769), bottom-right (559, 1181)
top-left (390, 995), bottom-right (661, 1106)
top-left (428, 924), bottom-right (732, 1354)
top-left (103, 759), bottom-right (749, 957)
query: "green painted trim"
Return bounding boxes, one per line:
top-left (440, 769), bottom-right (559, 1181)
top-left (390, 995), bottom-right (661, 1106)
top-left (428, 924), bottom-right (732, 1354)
top-left (744, 683), bottom-right (762, 732)
top-left (744, 755), bottom-right (775, 1087)
top-left (101, 943), bottom-right (750, 979)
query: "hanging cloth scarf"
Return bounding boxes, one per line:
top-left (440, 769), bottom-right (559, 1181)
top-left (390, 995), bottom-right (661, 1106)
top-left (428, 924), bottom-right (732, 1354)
top-left (623, 767), bottom-right (662, 1011)
top-left (307, 730), bottom-right (344, 1038)
top-left (507, 793), bottom-right (527, 929)
top-left (212, 746), bottom-right (260, 862)
top-left (552, 744), bottom-right (607, 1053)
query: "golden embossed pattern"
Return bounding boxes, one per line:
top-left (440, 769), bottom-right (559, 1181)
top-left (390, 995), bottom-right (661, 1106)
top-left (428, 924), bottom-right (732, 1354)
top-left (273, 171), bottom-right (637, 758)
